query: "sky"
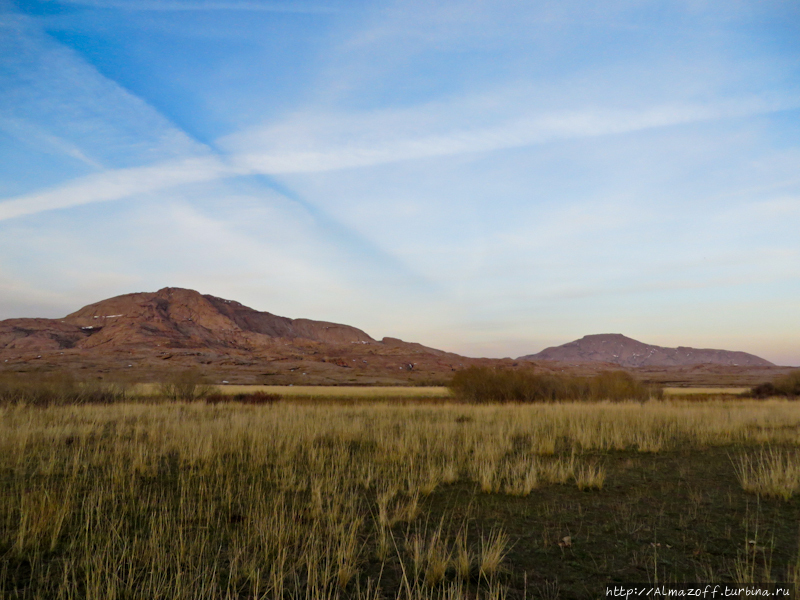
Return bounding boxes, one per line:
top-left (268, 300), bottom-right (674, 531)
top-left (1, 0), bottom-right (799, 365)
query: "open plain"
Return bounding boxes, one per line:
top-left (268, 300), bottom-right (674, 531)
top-left (4, 395), bottom-right (800, 599)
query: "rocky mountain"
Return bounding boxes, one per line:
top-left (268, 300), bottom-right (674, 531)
top-left (0, 288), bottom-right (481, 384)
top-left (0, 292), bottom-right (785, 385)
top-left (0, 287), bottom-right (375, 352)
top-left (519, 333), bottom-right (774, 367)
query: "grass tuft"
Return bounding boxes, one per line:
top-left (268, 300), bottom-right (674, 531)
top-left (479, 529), bottom-right (510, 580)
top-left (733, 449), bottom-right (800, 500)
top-left (575, 464), bottom-right (606, 490)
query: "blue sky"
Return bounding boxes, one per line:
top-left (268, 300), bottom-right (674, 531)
top-left (1, 0), bottom-right (799, 365)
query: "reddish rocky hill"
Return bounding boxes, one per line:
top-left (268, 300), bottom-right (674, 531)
top-left (520, 333), bottom-right (774, 368)
top-left (0, 291), bottom-right (787, 386)
top-left (54, 287), bottom-right (374, 350)
top-left (0, 288), bottom-right (484, 384)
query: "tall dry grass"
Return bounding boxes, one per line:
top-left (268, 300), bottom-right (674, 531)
top-left (3, 399), bottom-right (800, 597)
top-left (733, 449), bottom-right (800, 500)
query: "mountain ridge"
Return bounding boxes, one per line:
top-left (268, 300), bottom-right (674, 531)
top-left (1, 287), bottom-right (377, 352)
top-left (0, 290), bottom-right (784, 385)
top-left (519, 333), bottom-right (773, 367)
top-left (0, 287), bottom-right (474, 385)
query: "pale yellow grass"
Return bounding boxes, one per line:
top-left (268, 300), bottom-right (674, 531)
top-left (574, 464), bottom-right (606, 490)
top-left (478, 530), bottom-right (510, 579)
top-left (663, 387), bottom-right (749, 395)
top-left (733, 448), bottom-right (800, 500)
top-left (3, 399), bottom-right (800, 597)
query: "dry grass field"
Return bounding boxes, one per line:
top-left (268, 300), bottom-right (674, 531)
top-left (3, 398), bottom-right (800, 599)
top-left (662, 387), bottom-right (749, 396)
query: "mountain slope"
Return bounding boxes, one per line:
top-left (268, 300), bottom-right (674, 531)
top-left (520, 333), bottom-right (773, 367)
top-left (0, 287), bottom-right (480, 385)
top-left (0, 293), bottom-right (784, 386)
top-left (1, 287), bottom-right (374, 352)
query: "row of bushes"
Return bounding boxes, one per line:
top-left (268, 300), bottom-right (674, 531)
top-left (750, 370), bottom-right (800, 399)
top-left (449, 367), bottom-right (662, 402)
top-left (0, 371), bottom-right (284, 405)
top-left (0, 370), bottom-right (214, 406)
top-left (0, 372), bottom-right (128, 406)
top-left (11, 367), bottom-right (797, 405)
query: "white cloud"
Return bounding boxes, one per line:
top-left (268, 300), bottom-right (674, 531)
top-left (0, 117), bottom-right (104, 169)
top-left (54, 0), bottom-right (338, 11)
top-left (4, 90), bottom-right (792, 223)
top-left (227, 94), bottom-right (796, 174)
top-left (0, 156), bottom-right (238, 222)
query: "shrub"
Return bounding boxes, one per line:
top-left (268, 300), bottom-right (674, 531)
top-left (449, 367), bottom-right (660, 403)
top-left (158, 369), bottom-right (214, 401)
top-left (205, 391), bottom-right (281, 405)
top-left (750, 383), bottom-right (778, 399)
top-left (590, 371), bottom-right (662, 402)
top-left (750, 370), bottom-right (800, 399)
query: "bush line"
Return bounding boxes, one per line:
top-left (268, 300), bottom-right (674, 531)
top-left (449, 367), bottom-right (661, 402)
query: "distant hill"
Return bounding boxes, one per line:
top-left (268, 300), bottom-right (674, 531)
top-left (0, 287), bottom-right (377, 352)
top-left (0, 287), bottom-right (481, 385)
top-left (519, 333), bottom-right (774, 367)
top-left (0, 292), bottom-right (785, 385)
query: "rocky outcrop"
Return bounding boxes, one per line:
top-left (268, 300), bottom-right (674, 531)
top-left (0, 318), bottom-right (86, 351)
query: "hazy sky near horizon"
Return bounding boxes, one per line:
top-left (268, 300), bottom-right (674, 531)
top-left (1, 0), bottom-right (799, 365)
